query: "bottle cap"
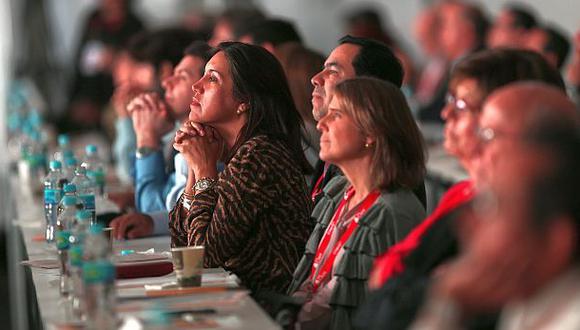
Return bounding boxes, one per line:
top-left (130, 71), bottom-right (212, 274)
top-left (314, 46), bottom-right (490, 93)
top-left (76, 210), bottom-right (92, 221)
top-left (85, 144), bottom-right (97, 155)
top-left (62, 195), bottom-right (77, 206)
top-left (49, 160), bottom-right (62, 170)
top-left (63, 183), bottom-right (77, 193)
top-left (57, 134), bottom-right (70, 146)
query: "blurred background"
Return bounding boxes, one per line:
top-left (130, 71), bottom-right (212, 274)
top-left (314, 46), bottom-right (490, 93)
top-left (7, 0), bottom-right (580, 121)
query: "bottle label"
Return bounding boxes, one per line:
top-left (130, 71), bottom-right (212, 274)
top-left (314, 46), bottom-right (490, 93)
top-left (79, 194), bottom-right (95, 210)
top-left (44, 189), bottom-right (61, 204)
top-left (83, 261), bottom-right (115, 284)
top-left (56, 230), bottom-right (71, 250)
top-left (87, 170), bottom-right (105, 186)
top-left (69, 245), bottom-right (83, 267)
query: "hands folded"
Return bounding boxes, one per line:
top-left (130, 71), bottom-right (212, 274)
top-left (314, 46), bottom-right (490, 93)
top-left (173, 121), bottom-right (223, 177)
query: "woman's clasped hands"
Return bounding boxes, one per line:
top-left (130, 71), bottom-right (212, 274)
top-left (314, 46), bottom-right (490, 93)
top-left (173, 121), bottom-right (223, 176)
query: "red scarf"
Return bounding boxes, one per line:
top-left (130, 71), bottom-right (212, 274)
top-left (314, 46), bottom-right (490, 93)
top-left (368, 181), bottom-right (476, 289)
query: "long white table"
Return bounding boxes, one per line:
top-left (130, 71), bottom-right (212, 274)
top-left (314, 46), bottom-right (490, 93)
top-left (11, 179), bottom-right (280, 330)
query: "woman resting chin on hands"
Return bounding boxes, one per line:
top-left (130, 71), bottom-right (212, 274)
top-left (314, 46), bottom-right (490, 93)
top-left (169, 42), bottom-right (314, 295)
top-left (173, 121), bottom-right (223, 186)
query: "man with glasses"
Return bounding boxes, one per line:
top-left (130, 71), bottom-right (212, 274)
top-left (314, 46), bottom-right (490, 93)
top-left (475, 82), bottom-right (578, 184)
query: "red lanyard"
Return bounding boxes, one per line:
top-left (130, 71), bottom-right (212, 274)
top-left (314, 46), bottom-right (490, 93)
top-left (310, 186), bottom-right (380, 293)
top-left (311, 163), bottom-right (329, 202)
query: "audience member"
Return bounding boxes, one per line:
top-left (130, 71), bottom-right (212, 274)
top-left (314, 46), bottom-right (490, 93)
top-left (276, 43), bottom-right (325, 172)
top-left (343, 6), bottom-right (415, 86)
top-left (418, 1), bottom-right (489, 122)
top-left (105, 47), bottom-right (141, 186)
top-left (355, 49), bottom-right (565, 330)
top-left (63, 0), bottom-right (144, 132)
top-left (239, 18), bottom-right (303, 58)
top-left (413, 4), bottom-right (447, 109)
top-left (110, 28), bottom-right (198, 189)
top-left (288, 77), bottom-right (426, 330)
top-left (110, 41), bottom-right (212, 239)
top-left (168, 42), bottom-right (313, 294)
top-left (487, 3), bottom-right (537, 48)
top-left (525, 25), bottom-right (571, 70)
top-left (208, 7), bottom-right (265, 47)
top-left (412, 82), bottom-right (579, 329)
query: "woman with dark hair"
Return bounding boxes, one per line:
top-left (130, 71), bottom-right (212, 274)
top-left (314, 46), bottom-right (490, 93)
top-left (169, 42), bottom-right (313, 294)
top-left (288, 77), bottom-right (426, 330)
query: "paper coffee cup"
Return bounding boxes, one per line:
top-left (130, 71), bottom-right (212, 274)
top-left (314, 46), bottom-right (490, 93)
top-left (171, 246), bottom-right (205, 287)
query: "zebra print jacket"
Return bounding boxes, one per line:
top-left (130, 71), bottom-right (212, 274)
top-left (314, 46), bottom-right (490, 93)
top-left (169, 134), bottom-right (314, 293)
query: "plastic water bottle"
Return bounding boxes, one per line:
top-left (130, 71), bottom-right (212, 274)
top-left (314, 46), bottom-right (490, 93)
top-left (69, 210), bottom-right (92, 317)
top-left (58, 183), bottom-right (84, 215)
top-left (62, 157), bottom-right (78, 182)
top-left (81, 145), bottom-right (105, 197)
top-left (54, 134), bottom-right (74, 163)
top-left (44, 160), bottom-right (65, 242)
top-left (56, 195), bottom-right (77, 296)
top-left (71, 167), bottom-right (96, 224)
top-left (83, 224), bottom-right (116, 329)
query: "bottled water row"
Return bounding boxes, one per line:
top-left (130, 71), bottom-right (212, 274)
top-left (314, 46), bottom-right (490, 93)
top-left (9, 83), bottom-right (116, 329)
top-left (44, 142), bottom-right (104, 243)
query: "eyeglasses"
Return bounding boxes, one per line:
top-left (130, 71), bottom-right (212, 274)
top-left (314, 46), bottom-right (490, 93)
top-left (477, 127), bottom-right (496, 143)
top-left (477, 126), bottom-right (520, 144)
top-left (445, 94), bottom-right (479, 114)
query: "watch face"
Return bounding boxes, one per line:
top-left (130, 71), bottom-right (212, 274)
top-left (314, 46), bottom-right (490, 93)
top-left (196, 179), bottom-right (213, 191)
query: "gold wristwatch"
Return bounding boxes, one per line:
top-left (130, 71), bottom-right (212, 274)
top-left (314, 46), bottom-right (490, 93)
top-left (194, 177), bottom-right (217, 194)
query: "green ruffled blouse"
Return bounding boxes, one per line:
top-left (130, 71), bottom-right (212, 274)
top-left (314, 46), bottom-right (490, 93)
top-left (289, 175), bottom-right (426, 330)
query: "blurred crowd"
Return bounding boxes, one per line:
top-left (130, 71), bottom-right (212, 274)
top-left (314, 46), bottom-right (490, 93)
top-left (10, 0), bottom-right (580, 329)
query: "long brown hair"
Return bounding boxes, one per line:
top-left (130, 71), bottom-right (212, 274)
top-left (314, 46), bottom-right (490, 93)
top-left (214, 42), bottom-right (312, 173)
top-left (333, 77), bottom-right (426, 191)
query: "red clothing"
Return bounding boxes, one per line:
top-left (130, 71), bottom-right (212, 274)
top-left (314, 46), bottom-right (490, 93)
top-left (369, 180), bottom-right (476, 288)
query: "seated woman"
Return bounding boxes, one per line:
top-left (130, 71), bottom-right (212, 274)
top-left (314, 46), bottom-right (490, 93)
top-left (169, 42), bottom-right (313, 294)
top-left (287, 77), bottom-right (427, 330)
top-left (356, 49), bottom-right (566, 330)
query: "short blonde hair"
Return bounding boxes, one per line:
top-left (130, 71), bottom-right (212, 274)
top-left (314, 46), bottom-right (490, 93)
top-left (333, 77), bottom-right (426, 191)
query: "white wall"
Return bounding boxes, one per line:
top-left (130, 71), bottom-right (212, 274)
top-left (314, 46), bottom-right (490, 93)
top-left (41, 0), bottom-right (580, 69)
